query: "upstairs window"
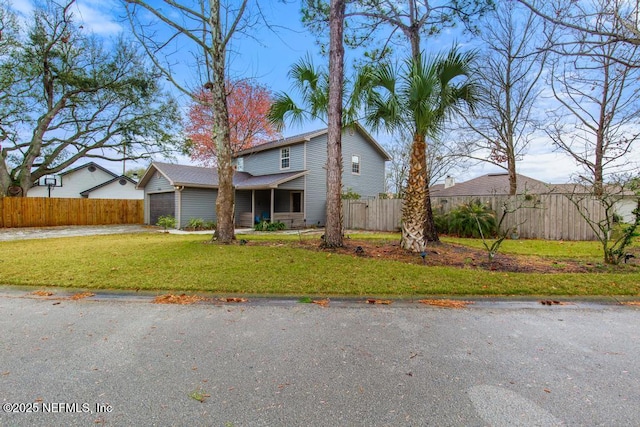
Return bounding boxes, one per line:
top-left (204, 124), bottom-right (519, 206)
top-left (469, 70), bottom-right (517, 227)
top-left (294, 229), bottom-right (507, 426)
top-left (281, 147), bottom-right (290, 169)
top-left (351, 155), bottom-right (360, 174)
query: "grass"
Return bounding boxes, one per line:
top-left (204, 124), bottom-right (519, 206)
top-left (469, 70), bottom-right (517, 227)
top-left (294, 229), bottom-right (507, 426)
top-left (441, 236), bottom-right (604, 260)
top-left (0, 232), bottom-right (638, 297)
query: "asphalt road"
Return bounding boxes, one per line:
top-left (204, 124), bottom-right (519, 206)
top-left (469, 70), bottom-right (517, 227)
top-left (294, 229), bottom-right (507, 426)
top-left (1, 291), bottom-right (639, 426)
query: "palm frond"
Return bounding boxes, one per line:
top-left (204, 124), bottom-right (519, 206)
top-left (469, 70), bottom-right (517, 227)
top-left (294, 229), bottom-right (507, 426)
top-left (267, 93), bottom-right (306, 131)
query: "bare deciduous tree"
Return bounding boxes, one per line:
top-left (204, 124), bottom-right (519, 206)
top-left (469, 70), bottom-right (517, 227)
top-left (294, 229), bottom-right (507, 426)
top-left (546, 20), bottom-right (640, 196)
top-left (461, 1), bottom-right (548, 195)
top-left (518, 0), bottom-right (640, 67)
top-left (125, 0), bottom-right (252, 243)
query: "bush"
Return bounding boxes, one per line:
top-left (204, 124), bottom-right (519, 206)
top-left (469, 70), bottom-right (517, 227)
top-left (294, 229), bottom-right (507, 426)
top-left (448, 200), bottom-right (497, 238)
top-left (156, 215), bottom-right (177, 230)
top-left (434, 213), bottom-right (450, 235)
top-left (186, 218), bottom-right (205, 230)
top-left (254, 220), bottom-right (286, 232)
top-left (183, 218), bottom-right (216, 231)
top-left (341, 188), bottom-right (361, 200)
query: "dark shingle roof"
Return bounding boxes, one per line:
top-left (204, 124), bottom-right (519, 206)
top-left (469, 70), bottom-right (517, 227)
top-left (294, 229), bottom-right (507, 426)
top-left (79, 175), bottom-right (138, 196)
top-left (431, 173), bottom-right (639, 197)
top-left (138, 162), bottom-right (306, 189)
top-left (430, 173), bottom-right (551, 197)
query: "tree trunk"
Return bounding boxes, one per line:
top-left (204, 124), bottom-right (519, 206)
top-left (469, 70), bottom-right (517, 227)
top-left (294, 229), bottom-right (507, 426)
top-left (210, 0), bottom-right (234, 243)
top-left (423, 175), bottom-right (439, 243)
top-left (401, 133), bottom-right (428, 252)
top-left (508, 150), bottom-right (517, 196)
top-left (323, 0), bottom-right (345, 248)
top-left (0, 161), bottom-right (12, 197)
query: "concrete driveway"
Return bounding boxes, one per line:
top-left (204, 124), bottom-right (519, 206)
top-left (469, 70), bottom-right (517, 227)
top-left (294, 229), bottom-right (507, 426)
top-left (0, 291), bottom-right (638, 426)
top-left (0, 225), bottom-right (153, 241)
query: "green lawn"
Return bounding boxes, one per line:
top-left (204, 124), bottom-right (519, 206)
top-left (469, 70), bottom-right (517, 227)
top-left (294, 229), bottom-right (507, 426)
top-left (0, 232), bottom-right (638, 297)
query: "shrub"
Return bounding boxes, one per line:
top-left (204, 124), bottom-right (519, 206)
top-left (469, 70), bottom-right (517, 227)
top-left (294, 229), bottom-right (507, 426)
top-left (448, 200), bottom-right (497, 238)
top-left (156, 215), bottom-right (177, 230)
top-left (341, 188), bottom-right (361, 200)
top-left (254, 220), bottom-right (286, 231)
top-left (203, 220), bottom-right (216, 230)
top-left (186, 218), bottom-right (205, 230)
top-left (434, 213), bottom-right (450, 235)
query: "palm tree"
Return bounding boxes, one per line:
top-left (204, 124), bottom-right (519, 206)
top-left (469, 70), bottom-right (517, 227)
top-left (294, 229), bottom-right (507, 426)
top-left (361, 48), bottom-right (480, 252)
top-left (268, 55), bottom-right (366, 248)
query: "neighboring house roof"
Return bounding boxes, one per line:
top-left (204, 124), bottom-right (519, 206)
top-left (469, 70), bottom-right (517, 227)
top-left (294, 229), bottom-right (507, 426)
top-left (79, 175), bottom-right (138, 197)
top-left (32, 161), bottom-right (118, 187)
top-left (431, 173), bottom-right (638, 197)
top-left (137, 162), bottom-right (308, 190)
top-left (234, 122), bottom-right (392, 161)
top-left (431, 173), bottom-right (551, 197)
top-left (59, 161), bottom-right (119, 178)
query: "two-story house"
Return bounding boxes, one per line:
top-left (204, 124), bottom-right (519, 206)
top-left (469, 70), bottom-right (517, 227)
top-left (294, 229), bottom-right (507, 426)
top-left (137, 123), bottom-right (390, 228)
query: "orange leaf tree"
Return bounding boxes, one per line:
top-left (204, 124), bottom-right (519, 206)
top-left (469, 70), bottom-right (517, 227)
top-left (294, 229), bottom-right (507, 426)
top-left (185, 80), bottom-right (280, 166)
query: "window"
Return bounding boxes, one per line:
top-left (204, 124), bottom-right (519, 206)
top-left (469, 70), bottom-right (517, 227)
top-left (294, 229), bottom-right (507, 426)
top-left (236, 157), bottom-right (244, 172)
top-left (351, 155), bottom-right (360, 174)
top-left (281, 147), bottom-right (290, 169)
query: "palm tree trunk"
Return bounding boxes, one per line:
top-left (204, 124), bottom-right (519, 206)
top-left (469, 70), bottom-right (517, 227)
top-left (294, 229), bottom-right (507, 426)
top-left (401, 133), bottom-right (428, 252)
top-left (424, 175), bottom-right (439, 243)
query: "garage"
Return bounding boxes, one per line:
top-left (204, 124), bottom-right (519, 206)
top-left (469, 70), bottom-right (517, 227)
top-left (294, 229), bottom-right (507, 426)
top-left (149, 192), bottom-right (175, 226)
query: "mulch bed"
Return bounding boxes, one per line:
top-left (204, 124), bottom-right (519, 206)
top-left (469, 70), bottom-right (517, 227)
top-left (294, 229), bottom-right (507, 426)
top-left (289, 237), bottom-right (638, 274)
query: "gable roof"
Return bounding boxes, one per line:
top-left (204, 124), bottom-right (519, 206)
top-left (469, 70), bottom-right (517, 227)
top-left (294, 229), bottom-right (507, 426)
top-left (60, 161), bottom-right (118, 178)
top-left (32, 161), bottom-right (118, 188)
top-left (235, 122), bottom-right (392, 161)
top-left (431, 173), bottom-right (640, 197)
top-left (79, 175), bottom-right (139, 196)
top-left (430, 173), bottom-right (552, 197)
top-left (137, 162), bottom-right (307, 190)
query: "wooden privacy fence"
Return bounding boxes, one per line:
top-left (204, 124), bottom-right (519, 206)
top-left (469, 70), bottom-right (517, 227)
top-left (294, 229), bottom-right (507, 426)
top-left (0, 197), bottom-right (144, 228)
top-left (343, 194), bottom-right (609, 240)
top-left (343, 198), bottom-right (403, 232)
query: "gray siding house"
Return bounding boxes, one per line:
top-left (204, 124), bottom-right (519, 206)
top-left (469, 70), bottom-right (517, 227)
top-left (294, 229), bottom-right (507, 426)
top-left (138, 124), bottom-right (390, 228)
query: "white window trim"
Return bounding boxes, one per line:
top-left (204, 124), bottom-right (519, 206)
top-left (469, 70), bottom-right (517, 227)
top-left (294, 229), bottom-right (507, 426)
top-left (351, 154), bottom-right (360, 175)
top-left (280, 147), bottom-right (290, 170)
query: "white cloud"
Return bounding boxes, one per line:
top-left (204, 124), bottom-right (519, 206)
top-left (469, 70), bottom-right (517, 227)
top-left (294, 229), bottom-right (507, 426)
top-left (72, 0), bottom-right (123, 36)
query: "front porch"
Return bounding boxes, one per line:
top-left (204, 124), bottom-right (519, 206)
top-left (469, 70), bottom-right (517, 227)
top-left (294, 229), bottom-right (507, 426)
top-left (236, 189), bottom-right (306, 229)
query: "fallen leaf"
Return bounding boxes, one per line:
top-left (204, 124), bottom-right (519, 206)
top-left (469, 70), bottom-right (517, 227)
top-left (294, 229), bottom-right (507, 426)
top-left (153, 294), bottom-right (205, 305)
top-left (312, 299), bottom-right (330, 307)
top-left (219, 297), bottom-right (248, 303)
top-left (366, 299), bottom-right (392, 305)
top-left (621, 301), bottom-right (640, 306)
top-left (544, 388), bottom-right (551, 393)
top-left (418, 299), bottom-right (474, 309)
top-left (69, 292), bottom-right (95, 300)
top-left (540, 300), bottom-right (566, 306)
top-left (31, 290), bottom-right (54, 297)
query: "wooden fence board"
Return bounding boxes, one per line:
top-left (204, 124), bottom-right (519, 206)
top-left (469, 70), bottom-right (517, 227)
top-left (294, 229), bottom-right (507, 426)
top-left (343, 194), bottom-right (618, 240)
top-left (0, 197), bottom-right (144, 228)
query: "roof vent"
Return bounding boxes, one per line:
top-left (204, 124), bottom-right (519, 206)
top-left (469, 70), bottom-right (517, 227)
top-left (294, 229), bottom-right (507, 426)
top-left (444, 176), bottom-right (455, 189)
top-left (88, 165), bottom-right (96, 172)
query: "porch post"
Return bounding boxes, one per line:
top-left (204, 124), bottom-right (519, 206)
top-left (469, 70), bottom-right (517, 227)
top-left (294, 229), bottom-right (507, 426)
top-left (251, 190), bottom-right (255, 225)
top-left (270, 188), bottom-right (275, 221)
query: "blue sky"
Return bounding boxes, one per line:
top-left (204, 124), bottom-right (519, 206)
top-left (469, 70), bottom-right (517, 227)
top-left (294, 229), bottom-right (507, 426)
top-left (14, 0), bottom-right (591, 184)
